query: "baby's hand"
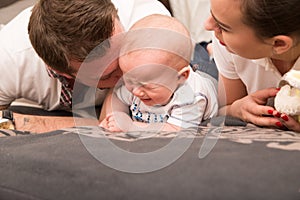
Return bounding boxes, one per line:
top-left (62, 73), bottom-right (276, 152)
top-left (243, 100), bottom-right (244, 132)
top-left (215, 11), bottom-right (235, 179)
top-left (100, 112), bottom-right (132, 132)
top-left (99, 116), bottom-right (109, 130)
top-left (99, 114), bottom-right (122, 132)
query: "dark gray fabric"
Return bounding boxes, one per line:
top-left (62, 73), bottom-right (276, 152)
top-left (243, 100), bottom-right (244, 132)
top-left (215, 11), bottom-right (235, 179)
top-left (9, 105), bottom-right (101, 118)
top-left (8, 106), bottom-right (73, 117)
top-left (0, 131), bottom-right (299, 200)
top-left (190, 42), bottom-right (218, 81)
top-left (200, 116), bottom-right (247, 127)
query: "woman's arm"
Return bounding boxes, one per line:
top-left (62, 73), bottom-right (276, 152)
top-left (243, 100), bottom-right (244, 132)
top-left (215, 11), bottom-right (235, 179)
top-left (218, 74), bottom-right (283, 128)
top-left (218, 74), bottom-right (247, 115)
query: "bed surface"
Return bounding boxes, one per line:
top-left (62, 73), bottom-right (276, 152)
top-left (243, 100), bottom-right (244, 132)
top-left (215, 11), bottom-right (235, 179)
top-left (1, 118), bottom-right (300, 200)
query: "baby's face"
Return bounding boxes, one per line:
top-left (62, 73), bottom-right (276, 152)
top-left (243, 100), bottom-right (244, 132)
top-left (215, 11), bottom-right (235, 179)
top-left (125, 78), bottom-right (175, 106)
top-left (119, 51), bottom-right (186, 106)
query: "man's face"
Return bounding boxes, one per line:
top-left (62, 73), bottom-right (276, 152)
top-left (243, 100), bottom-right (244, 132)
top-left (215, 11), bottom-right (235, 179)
top-left (64, 58), bottom-right (122, 89)
top-left (52, 17), bottom-right (124, 89)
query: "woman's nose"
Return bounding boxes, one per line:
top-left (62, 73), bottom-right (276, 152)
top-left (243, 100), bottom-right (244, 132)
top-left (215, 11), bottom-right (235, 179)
top-left (204, 15), bottom-right (214, 31)
top-left (204, 15), bottom-right (221, 33)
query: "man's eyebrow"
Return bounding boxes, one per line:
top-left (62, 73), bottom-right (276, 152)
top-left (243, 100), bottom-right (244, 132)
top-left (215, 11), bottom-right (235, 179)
top-left (210, 10), bottom-right (232, 30)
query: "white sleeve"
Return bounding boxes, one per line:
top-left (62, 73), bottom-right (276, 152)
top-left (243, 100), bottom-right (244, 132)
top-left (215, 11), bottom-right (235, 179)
top-left (113, 0), bottom-right (171, 31)
top-left (167, 96), bottom-right (207, 129)
top-left (212, 35), bottom-right (240, 79)
top-left (0, 48), bottom-right (17, 106)
top-left (115, 85), bottom-right (133, 106)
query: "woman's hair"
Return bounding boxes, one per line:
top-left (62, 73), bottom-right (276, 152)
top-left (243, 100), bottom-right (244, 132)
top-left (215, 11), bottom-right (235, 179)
top-left (240, 0), bottom-right (300, 39)
top-left (28, 0), bottom-right (117, 74)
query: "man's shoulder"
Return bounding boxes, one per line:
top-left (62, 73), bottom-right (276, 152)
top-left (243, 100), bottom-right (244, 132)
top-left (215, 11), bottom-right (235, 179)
top-left (112, 0), bottom-right (170, 30)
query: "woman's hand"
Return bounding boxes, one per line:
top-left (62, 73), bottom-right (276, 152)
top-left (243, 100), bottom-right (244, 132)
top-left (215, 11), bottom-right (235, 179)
top-left (224, 88), bottom-right (284, 128)
top-left (268, 111), bottom-right (300, 132)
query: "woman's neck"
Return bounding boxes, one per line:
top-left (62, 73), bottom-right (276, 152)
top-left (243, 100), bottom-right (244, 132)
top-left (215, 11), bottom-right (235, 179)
top-left (271, 43), bottom-right (300, 75)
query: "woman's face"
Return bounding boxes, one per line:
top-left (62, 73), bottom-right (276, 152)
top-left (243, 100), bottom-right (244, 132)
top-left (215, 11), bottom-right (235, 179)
top-left (205, 0), bottom-right (273, 59)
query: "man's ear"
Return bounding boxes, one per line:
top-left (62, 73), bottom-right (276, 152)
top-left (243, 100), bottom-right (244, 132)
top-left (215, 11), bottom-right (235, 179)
top-left (271, 35), bottom-right (294, 55)
top-left (178, 67), bottom-right (190, 84)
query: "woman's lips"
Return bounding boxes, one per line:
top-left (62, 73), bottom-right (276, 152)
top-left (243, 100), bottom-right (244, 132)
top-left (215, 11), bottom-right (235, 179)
top-left (219, 40), bottom-right (226, 46)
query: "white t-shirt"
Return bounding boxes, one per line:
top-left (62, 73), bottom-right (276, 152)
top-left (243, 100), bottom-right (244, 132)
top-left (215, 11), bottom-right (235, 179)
top-left (0, 0), bottom-right (170, 110)
top-left (115, 68), bottom-right (218, 128)
top-left (213, 35), bottom-right (300, 94)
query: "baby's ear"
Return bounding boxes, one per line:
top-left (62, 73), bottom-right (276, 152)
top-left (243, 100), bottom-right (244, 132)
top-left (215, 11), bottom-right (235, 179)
top-left (178, 66), bottom-right (190, 83)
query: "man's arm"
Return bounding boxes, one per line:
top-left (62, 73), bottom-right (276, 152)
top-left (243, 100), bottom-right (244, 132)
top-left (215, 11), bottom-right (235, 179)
top-left (1, 105), bottom-right (99, 133)
top-left (13, 113), bottom-right (99, 133)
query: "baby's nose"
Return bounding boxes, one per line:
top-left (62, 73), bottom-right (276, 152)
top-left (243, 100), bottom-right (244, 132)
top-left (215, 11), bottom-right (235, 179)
top-left (132, 87), bottom-right (145, 97)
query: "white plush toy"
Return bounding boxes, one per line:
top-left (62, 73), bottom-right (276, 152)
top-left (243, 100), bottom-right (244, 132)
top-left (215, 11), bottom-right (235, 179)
top-left (274, 69), bottom-right (300, 122)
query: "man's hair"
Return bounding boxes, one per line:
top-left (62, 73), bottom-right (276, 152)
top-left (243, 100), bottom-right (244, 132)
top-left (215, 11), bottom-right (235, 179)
top-left (28, 0), bottom-right (117, 74)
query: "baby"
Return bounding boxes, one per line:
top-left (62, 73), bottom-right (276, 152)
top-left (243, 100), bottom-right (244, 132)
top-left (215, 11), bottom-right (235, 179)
top-left (100, 14), bottom-right (218, 132)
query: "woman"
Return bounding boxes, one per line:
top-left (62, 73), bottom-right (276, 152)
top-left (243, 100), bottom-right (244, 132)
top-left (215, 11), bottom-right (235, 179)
top-left (205, 0), bottom-right (300, 132)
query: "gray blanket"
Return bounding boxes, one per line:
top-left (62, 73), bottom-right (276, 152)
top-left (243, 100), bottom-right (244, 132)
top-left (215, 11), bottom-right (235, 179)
top-left (0, 122), bottom-right (300, 200)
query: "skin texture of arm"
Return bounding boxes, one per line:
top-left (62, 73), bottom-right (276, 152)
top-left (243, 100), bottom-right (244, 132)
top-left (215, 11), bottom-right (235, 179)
top-left (13, 113), bottom-right (99, 133)
top-left (1, 105), bottom-right (98, 133)
top-left (218, 74), bottom-right (247, 110)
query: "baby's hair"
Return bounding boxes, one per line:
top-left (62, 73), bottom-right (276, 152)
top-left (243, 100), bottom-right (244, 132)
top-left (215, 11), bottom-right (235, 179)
top-left (240, 0), bottom-right (300, 39)
top-left (130, 14), bottom-right (190, 37)
top-left (120, 14), bottom-right (193, 70)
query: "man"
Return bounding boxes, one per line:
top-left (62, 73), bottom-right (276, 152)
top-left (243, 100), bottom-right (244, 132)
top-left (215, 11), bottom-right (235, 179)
top-left (0, 0), bottom-right (170, 132)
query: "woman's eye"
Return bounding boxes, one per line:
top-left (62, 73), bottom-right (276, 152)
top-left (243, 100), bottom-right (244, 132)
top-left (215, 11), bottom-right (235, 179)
top-left (216, 23), bottom-right (228, 32)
